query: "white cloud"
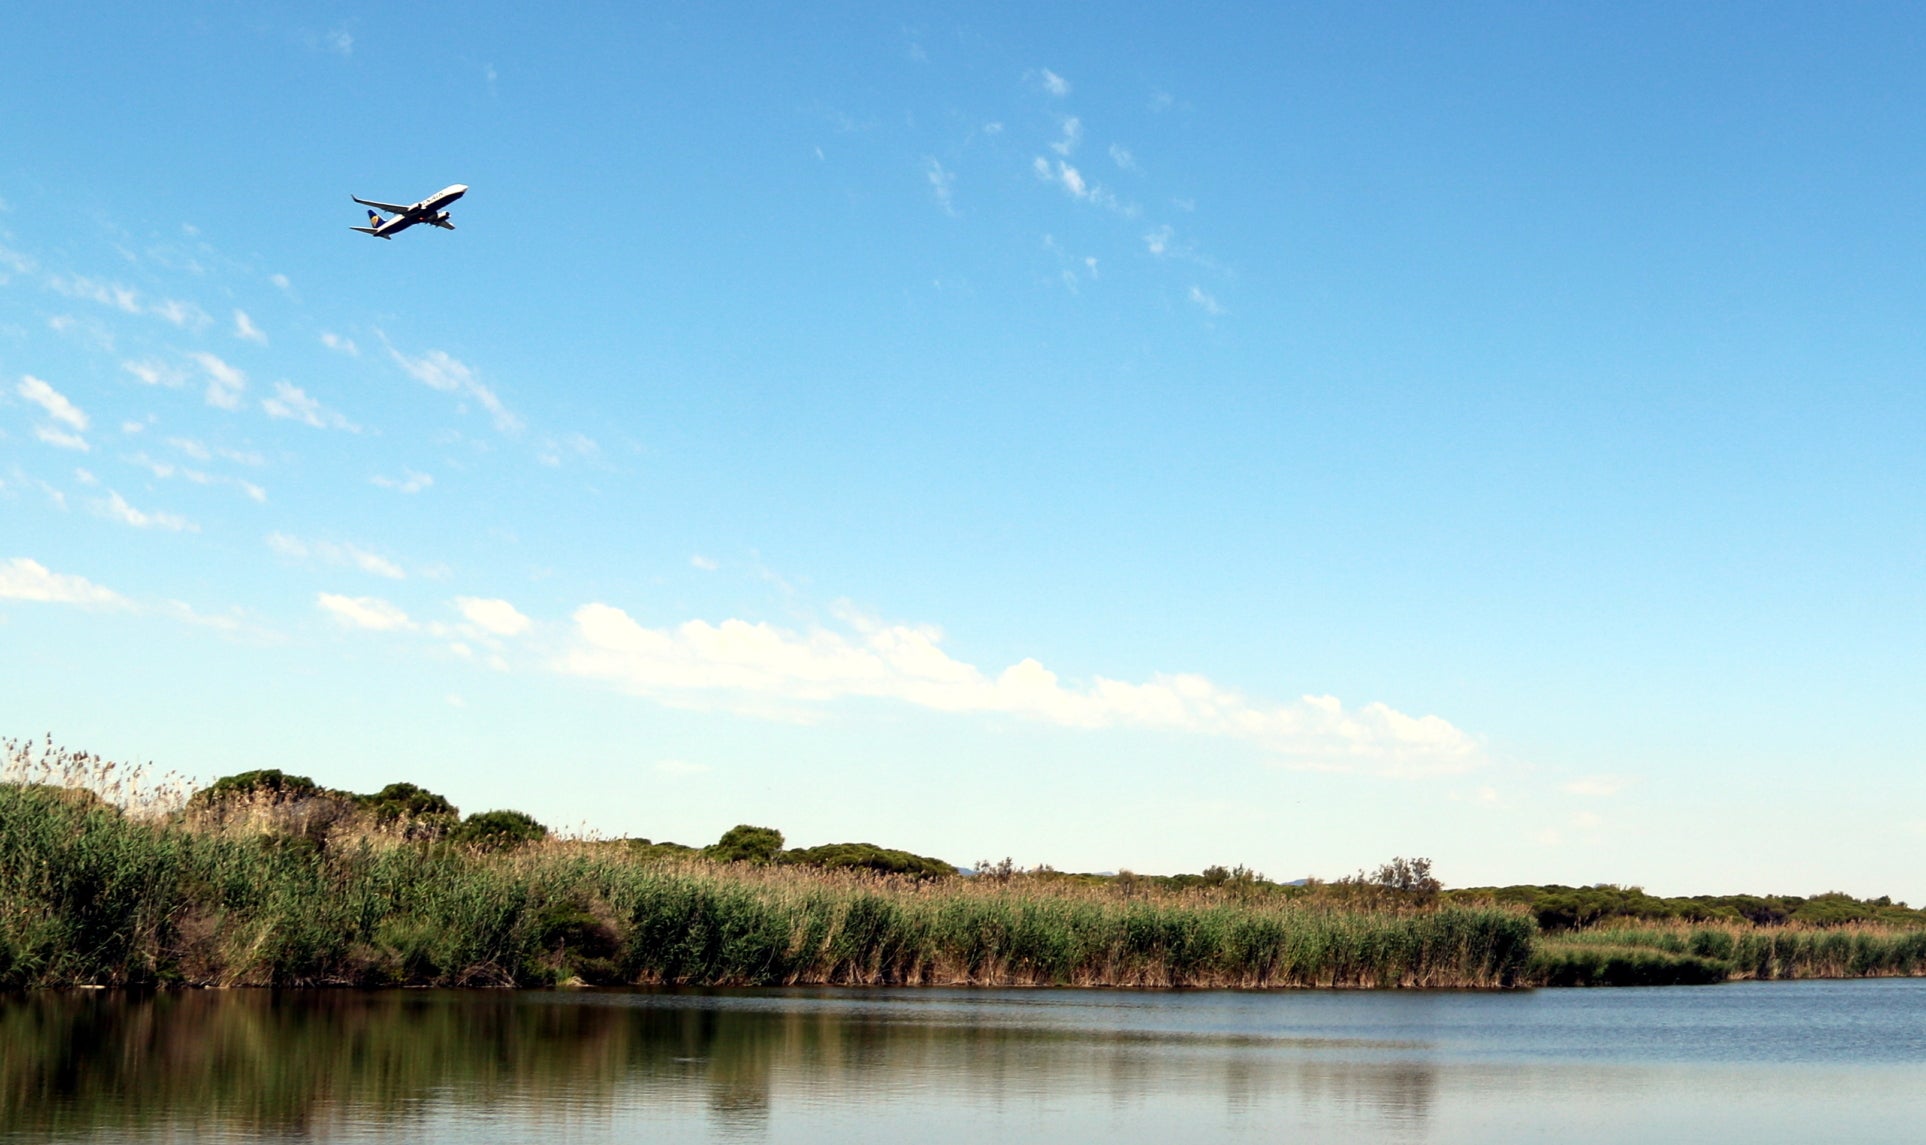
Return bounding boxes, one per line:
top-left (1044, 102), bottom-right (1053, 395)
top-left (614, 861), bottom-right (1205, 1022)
top-left (123, 359), bottom-right (188, 388)
top-left (96, 490), bottom-right (194, 532)
top-left (48, 273), bottom-right (141, 314)
top-left (324, 29), bottom-right (353, 56)
top-left (51, 277), bottom-right (211, 330)
top-left (1058, 162), bottom-right (1086, 197)
top-left (318, 592), bottom-right (412, 631)
top-left (167, 436), bottom-right (211, 461)
top-left (34, 426), bottom-right (89, 451)
top-left (1050, 116), bottom-right (1082, 156)
top-left (1563, 775), bottom-right (1630, 797)
top-left (73, 468), bottom-right (98, 486)
top-left (262, 381), bottom-right (358, 431)
top-left (555, 605), bottom-right (1482, 774)
top-left (1144, 225), bottom-right (1175, 256)
top-left (232, 309), bottom-right (267, 345)
top-left (371, 469), bottom-right (433, 494)
top-left (385, 342), bottom-right (521, 432)
top-left (1188, 285), bottom-right (1224, 316)
top-left (455, 596), bottom-right (532, 637)
top-left (189, 352), bottom-right (246, 410)
top-left (0, 557), bottom-right (128, 608)
top-left (1038, 68), bottom-right (1071, 97)
top-left (1109, 143), bottom-right (1137, 171)
top-left (535, 432), bottom-right (600, 467)
top-left (0, 243), bottom-right (36, 280)
top-left (1034, 158), bottom-right (1132, 215)
top-left (18, 375), bottom-right (88, 430)
top-left (127, 450), bottom-right (263, 502)
top-left (270, 273), bottom-right (292, 293)
top-left (926, 158), bottom-right (957, 216)
top-left (149, 298), bottom-right (211, 330)
top-left (690, 554), bottom-right (719, 571)
top-left (269, 533), bottom-right (405, 579)
top-left (320, 331), bottom-right (358, 356)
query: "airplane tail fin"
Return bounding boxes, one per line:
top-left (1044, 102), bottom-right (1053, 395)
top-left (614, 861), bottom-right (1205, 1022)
top-left (368, 210), bottom-right (385, 226)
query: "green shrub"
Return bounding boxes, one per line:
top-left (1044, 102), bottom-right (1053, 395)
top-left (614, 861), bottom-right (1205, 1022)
top-left (705, 825), bottom-right (784, 865)
top-left (449, 810), bottom-right (548, 851)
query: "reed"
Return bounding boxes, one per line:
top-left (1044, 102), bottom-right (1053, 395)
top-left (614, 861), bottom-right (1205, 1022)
top-left (1536, 921), bottom-right (1926, 983)
top-left (0, 773), bottom-right (1532, 989)
top-left (7, 740), bottom-right (1923, 991)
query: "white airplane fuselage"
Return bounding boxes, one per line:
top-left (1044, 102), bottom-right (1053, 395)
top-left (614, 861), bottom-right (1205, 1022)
top-left (351, 184), bottom-right (468, 239)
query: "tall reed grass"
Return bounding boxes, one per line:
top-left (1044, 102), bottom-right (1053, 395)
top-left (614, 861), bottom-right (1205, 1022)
top-left (1534, 921), bottom-right (1926, 985)
top-left (0, 767), bottom-right (1532, 989)
top-left (7, 739), bottom-right (1923, 991)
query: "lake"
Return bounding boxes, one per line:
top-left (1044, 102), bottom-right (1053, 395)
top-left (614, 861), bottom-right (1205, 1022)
top-left (4, 980), bottom-right (1923, 1143)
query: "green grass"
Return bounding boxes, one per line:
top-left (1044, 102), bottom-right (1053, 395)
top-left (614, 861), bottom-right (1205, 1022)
top-left (0, 779), bottom-right (1533, 989)
top-left (5, 741), bottom-right (1924, 991)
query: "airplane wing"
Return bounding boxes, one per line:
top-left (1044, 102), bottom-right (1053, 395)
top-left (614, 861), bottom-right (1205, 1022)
top-left (352, 195), bottom-right (417, 215)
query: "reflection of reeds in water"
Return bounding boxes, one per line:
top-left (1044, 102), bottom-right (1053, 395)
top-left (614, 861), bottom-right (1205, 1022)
top-left (0, 744), bottom-right (1534, 990)
top-left (0, 989), bottom-right (1454, 1142)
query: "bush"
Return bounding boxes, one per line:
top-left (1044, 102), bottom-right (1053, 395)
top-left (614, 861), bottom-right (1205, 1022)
top-left (780, 842), bottom-right (953, 879)
top-left (705, 825), bottom-right (784, 865)
top-left (449, 810), bottom-right (548, 851)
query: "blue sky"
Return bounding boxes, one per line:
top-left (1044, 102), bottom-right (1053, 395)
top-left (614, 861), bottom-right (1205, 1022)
top-left (3, 2), bottom-right (1923, 899)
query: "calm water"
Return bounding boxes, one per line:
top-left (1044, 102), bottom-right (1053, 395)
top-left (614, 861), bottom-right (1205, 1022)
top-left (4, 981), bottom-right (1924, 1143)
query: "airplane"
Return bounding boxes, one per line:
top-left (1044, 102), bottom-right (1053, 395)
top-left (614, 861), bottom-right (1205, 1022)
top-left (349, 184), bottom-right (468, 239)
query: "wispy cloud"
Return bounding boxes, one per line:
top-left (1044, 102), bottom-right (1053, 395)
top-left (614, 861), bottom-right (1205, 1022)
top-left (1032, 157), bottom-right (1133, 215)
top-left (18, 375), bottom-right (88, 430)
top-left (269, 534), bottom-right (404, 579)
top-left (318, 592), bottom-right (412, 631)
top-left (1187, 285), bottom-right (1224, 316)
top-left (96, 490), bottom-right (194, 532)
top-left (126, 451), bottom-right (267, 503)
top-left (0, 557), bottom-right (128, 608)
top-left (384, 341), bottom-right (521, 432)
top-left (371, 470), bottom-right (433, 494)
top-left (34, 426), bottom-right (89, 452)
top-left (1050, 116), bottom-right (1083, 157)
top-left (47, 274), bottom-right (211, 330)
top-left (535, 432), bottom-right (599, 467)
top-left (123, 359), bottom-right (188, 388)
top-left (188, 352), bottom-right (246, 410)
top-left (262, 381), bottom-right (358, 431)
top-left (232, 309), bottom-right (267, 345)
top-left (554, 605), bottom-right (1483, 774)
top-left (320, 332), bottom-right (359, 356)
top-left (1036, 68), bottom-right (1072, 97)
top-left (1109, 143), bottom-right (1137, 171)
top-left (926, 158), bottom-right (957, 216)
top-left (1563, 775), bottom-right (1631, 798)
top-left (455, 596), bottom-right (532, 637)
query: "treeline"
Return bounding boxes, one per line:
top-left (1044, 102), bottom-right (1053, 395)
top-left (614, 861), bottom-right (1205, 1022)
top-left (1446, 883), bottom-right (1926, 932)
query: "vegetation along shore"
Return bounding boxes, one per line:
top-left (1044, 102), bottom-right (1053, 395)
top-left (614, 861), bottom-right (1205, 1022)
top-left (4, 737), bottom-right (1921, 991)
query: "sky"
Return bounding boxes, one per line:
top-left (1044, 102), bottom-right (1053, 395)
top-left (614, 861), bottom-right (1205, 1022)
top-left (2, 2), bottom-right (1923, 901)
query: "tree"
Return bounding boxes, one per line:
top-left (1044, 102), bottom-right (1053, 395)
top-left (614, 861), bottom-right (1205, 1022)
top-left (450, 809), bottom-right (548, 851)
top-left (706, 824), bottom-right (784, 864)
top-left (1372, 857), bottom-right (1442, 900)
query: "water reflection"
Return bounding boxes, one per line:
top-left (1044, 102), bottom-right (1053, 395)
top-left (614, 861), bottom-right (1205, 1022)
top-left (3, 984), bottom-right (1924, 1143)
